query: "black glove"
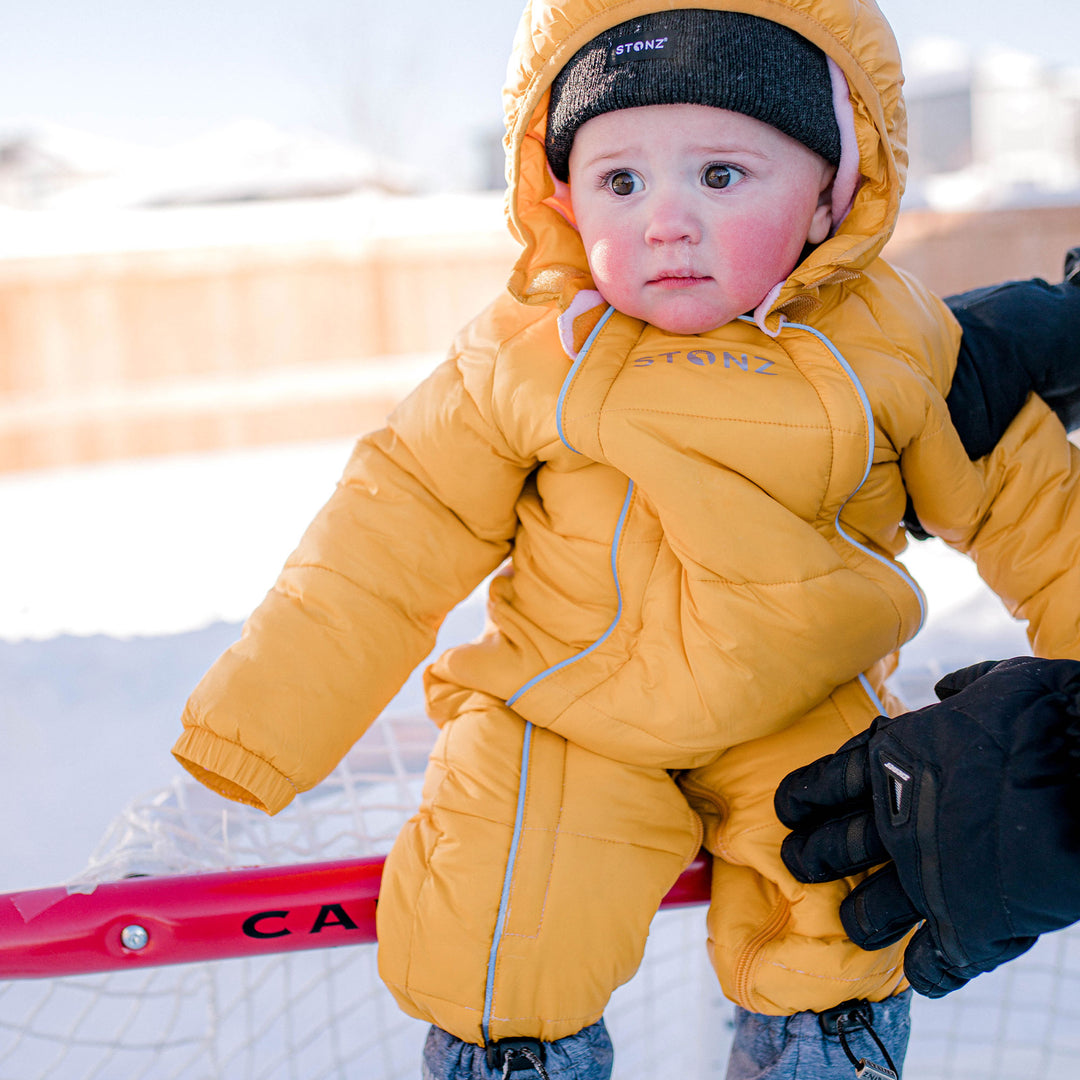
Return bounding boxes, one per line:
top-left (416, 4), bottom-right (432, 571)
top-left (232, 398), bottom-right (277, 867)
top-left (776, 657), bottom-right (1080, 998)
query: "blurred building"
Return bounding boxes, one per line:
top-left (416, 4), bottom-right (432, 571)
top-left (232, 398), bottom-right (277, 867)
top-left (0, 119), bottom-right (416, 211)
top-left (0, 124), bottom-right (141, 209)
top-left (905, 39), bottom-right (1080, 210)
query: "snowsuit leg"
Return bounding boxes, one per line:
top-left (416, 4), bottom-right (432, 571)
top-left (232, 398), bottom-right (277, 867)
top-left (680, 678), bottom-right (911, 1015)
top-left (376, 696), bottom-right (703, 1047)
top-left (678, 680), bottom-right (913, 1077)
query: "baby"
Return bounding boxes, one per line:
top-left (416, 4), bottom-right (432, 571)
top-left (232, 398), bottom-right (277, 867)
top-left (174, 4), bottom-right (1080, 1078)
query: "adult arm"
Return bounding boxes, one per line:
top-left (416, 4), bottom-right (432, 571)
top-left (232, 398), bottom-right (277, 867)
top-left (946, 258), bottom-right (1080, 457)
top-left (905, 252), bottom-right (1080, 538)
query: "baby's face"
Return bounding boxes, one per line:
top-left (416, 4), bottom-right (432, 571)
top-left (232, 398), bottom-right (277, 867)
top-left (568, 103), bottom-right (836, 335)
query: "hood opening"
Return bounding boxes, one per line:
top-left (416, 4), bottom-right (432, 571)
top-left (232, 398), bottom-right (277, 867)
top-left (502, 0), bottom-right (907, 322)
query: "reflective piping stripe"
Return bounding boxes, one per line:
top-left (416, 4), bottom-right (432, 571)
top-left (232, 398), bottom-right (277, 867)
top-left (779, 318), bottom-right (928, 632)
top-left (859, 673), bottom-right (887, 715)
top-left (481, 719), bottom-right (535, 1044)
top-left (485, 324), bottom-right (629, 1041)
top-left (556, 304), bottom-right (616, 454)
top-left (506, 478), bottom-right (634, 706)
top-left (486, 476), bottom-right (629, 1036)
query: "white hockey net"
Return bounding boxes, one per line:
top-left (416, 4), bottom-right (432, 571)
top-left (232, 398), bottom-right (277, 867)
top-left (2, 705), bottom-right (1079, 1079)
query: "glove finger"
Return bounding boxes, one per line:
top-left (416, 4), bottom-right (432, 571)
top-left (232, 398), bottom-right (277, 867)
top-left (934, 659), bottom-right (1002, 700)
top-left (907, 927), bottom-right (1039, 999)
top-left (781, 811), bottom-right (887, 884)
top-left (839, 863), bottom-right (921, 950)
top-left (774, 730), bottom-right (872, 829)
top-left (902, 925), bottom-right (971, 999)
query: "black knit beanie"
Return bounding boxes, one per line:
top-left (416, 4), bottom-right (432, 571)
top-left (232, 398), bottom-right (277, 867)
top-left (546, 9), bottom-right (841, 181)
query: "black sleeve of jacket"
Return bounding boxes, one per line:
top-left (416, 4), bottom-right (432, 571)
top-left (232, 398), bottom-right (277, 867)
top-left (946, 274), bottom-right (1080, 458)
top-left (905, 266), bottom-right (1080, 539)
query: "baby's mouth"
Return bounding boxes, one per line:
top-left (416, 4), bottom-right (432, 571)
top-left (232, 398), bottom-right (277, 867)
top-left (648, 272), bottom-right (711, 288)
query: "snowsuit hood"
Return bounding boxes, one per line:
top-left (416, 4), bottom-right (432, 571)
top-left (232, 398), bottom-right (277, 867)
top-left (502, 0), bottom-right (906, 331)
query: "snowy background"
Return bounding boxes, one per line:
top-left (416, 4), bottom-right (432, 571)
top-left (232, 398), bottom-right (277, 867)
top-left (0, 437), bottom-right (423, 894)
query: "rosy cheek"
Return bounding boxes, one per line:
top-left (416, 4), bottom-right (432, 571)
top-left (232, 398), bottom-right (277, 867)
top-left (584, 235), bottom-right (622, 277)
top-left (723, 212), bottom-right (805, 291)
top-left (582, 236), bottom-right (638, 307)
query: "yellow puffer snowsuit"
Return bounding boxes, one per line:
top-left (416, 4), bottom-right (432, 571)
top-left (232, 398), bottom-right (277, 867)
top-left (173, 0), bottom-right (1080, 1046)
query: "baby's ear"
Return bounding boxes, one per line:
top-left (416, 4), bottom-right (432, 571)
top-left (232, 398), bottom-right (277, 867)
top-left (807, 170), bottom-right (835, 245)
top-left (543, 173), bottom-right (578, 227)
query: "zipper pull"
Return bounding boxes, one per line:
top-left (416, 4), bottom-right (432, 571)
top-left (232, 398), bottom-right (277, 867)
top-left (855, 1059), bottom-right (898, 1080)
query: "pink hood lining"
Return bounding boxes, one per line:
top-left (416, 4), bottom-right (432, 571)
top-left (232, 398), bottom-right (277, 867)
top-left (752, 56), bottom-right (861, 337)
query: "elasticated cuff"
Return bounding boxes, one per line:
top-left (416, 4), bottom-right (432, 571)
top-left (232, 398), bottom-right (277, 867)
top-left (172, 725), bottom-right (296, 815)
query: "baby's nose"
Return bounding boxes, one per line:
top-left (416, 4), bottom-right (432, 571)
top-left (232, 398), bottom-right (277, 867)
top-left (644, 198), bottom-right (701, 245)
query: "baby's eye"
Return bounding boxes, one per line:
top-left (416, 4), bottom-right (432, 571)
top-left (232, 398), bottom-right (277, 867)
top-left (702, 164), bottom-right (745, 190)
top-left (607, 170), bottom-right (644, 196)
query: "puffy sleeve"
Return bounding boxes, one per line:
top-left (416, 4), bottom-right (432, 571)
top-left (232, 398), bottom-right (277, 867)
top-left (905, 394), bottom-right (1080, 661)
top-left (872, 263), bottom-right (1080, 661)
top-left (172, 327), bottom-right (539, 814)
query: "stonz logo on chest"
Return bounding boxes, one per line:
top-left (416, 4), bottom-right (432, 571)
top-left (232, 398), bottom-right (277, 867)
top-left (631, 350), bottom-right (777, 373)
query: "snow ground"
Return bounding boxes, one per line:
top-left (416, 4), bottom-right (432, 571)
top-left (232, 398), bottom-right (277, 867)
top-left (0, 436), bottom-right (1030, 893)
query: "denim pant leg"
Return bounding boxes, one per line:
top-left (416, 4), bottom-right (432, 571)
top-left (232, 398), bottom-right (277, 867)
top-left (725, 991), bottom-right (912, 1080)
top-left (421, 1020), bottom-right (614, 1080)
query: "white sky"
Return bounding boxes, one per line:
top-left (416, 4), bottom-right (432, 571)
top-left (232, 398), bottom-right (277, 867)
top-left (1, 0), bottom-right (1078, 186)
